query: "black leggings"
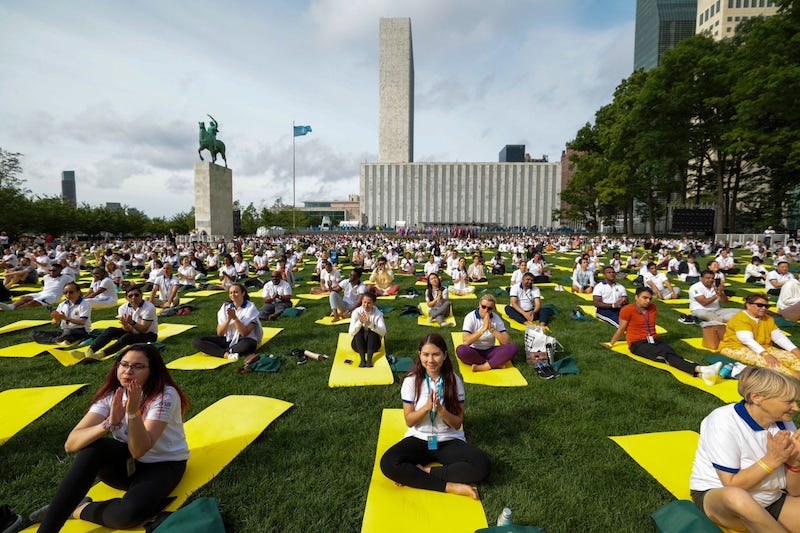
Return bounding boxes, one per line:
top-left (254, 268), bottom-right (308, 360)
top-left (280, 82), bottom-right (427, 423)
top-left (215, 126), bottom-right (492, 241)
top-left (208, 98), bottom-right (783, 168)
top-left (380, 436), bottom-right (490, 492)
top-left (630, 340), bottom-right (697, 375)
top-left (39, 438), bottom-right (186, 532)
top-left (30, 328), bottom-right (88, 345)
top-left (192, 335), bottom-right (257, 357)
top-left (351, 328), bottom-right (381, 357)
top-left (91, 327), bottom-right (158, 355)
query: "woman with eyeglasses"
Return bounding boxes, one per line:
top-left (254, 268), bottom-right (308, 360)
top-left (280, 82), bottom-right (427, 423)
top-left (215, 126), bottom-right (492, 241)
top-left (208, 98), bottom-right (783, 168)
top-left (718, 294), bottom-right (800, 378)
top-left (192, 282), bottom-right (263, 360)
top-left (456, 294), bottom-right (518, 372)
top-left (75, 285), bottom-right (159, 361)
top-left (380, 333), bottom-right (489, 499)
top-left (30, 282), bottom-right (92, 345)
top-left (33, 344), bottom-right (189, 532)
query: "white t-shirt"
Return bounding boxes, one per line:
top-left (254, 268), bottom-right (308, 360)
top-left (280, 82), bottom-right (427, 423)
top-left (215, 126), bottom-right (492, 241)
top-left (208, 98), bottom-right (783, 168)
top-left (56, 298), bottom-right (92, 332)
top-left (592, 281), bottom-right (627, 305)
top-left (509, 283), bottom-right (541, 312)
top-left (89, 277), bottom-right (118, 304)
top-left (89, 385), bottom-right (189, 463)
top-left (217, 300), bottom-right (263, 346)
top-left (690, 402), bottom-right (795, 507)
top-left (338, 280), bottom-right (368, 308)
top-left (401, 374), bottom-right (465, 442)
top-left (117, 300), bottom-right (159, 335)
top-left (462, 309), bottom-right (506, 350)
top-left (262, 280), bottom-right (292, 299)
top-left (689, 282), bottom-right (720, 312)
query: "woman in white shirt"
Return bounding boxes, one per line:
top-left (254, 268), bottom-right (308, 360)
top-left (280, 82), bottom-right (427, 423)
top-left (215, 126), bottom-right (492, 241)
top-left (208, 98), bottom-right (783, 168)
top-left (450, 257), bottom-right (475, 296)
top-left (379, 333), bottom-right (489, 499)
top-left (348, 291), bottom-right (386, 368)
top-left (34, 344), bottom-right (189, 532)
top-left (191, 283), bottom-right (263, 360)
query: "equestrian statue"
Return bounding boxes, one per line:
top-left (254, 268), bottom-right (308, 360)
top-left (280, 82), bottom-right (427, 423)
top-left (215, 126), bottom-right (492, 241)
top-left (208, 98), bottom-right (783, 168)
top-left (198, 114), bottom-right (227, 167)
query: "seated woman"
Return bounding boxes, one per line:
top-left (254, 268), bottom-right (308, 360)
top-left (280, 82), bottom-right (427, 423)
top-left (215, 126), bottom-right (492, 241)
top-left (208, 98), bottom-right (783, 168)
top-left (399, 252), bottom-right (416, 276)
top-left (689, 366), bottom-right (800, 532)
top-left (176, 255), bottom-right (197, 290)
top-left (77, 286), bottom-right (158, 360)
top-left (205, 254), bottom-right (237, 290)
top-left (456, 294), bottom-right (518, 373)
top-left (84, 267), bottom-right (119, 309)
top-left (509, 259), bottom-right (528, 286)
top-left (379, 333), bottom-right (490, 500)
top-left (466, 255), bottom-right (487, 283)
top-left (449, 257), bottom-right (475, 296)
top-left (572, 257), bottom-right (595, 294)
top-left (718, 294), bottom-right (800, 378)
top-left (192, 283), bottom-right (263, 361)
top-left (526, 252), bottom-right (551, 283)
top-left (34, 344), bottom-right (189, 532)
top-left (425, 273), bottom-right (451, 326)
top-left (489, 252), bottom-right (505, 276)
top-left (369, 256), bottom-right (399, 296)
top-left (745, 256), bottom-right (767, 284)
top-left (30, 282), bottom-right (92, 345)
top-left (348, 291), bottom-right (386, 367)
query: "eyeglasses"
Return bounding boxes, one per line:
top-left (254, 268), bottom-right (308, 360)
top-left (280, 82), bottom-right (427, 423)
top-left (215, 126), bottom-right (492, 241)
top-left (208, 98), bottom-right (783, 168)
top-left (118, 361), bottom-right (148, 371)
top-left (127, 293), bottom-right (142, 298)
top-left (480, 304), bottom-right (495, 311)
top-left (750, 302), bottom-right (769, 308)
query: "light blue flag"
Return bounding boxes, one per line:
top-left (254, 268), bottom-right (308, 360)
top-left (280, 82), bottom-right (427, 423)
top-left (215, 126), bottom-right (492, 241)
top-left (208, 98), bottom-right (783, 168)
top-left (293, 125), bottom-right (312, 137)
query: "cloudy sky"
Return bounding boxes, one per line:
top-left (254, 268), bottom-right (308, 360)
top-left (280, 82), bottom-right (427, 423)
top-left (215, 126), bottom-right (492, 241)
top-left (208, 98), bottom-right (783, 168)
top-left (0, 0), bottom-right (635, 218)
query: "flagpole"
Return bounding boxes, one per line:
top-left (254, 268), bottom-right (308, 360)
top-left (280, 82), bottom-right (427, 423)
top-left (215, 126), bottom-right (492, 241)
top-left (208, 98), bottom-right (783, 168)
top-left (292, 121), bottom-right (296, 229)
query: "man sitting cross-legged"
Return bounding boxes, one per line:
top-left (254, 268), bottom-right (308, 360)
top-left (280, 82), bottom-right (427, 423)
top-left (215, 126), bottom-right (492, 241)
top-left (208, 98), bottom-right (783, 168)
top-left (30, 282), bottom-right (91, 345)
top-left (259, 270), bottom-right (293, 321)
top-left (329, 268), bottom-right (367, 322)
top-left (592, 265), bottom-right (629, 327)
top-left (505, 272), bottom-right (553, 329)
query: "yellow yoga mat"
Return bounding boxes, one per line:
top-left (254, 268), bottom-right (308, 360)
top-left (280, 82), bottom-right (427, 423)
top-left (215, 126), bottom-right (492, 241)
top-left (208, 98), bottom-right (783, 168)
top-left (577, 305), bottom-right (667, 334)
top-left (90, 321), bottom-right (197, 342)
top-left (562, 286), bottom-right (594, 301)
top-left (450, 333), bottom-right (527, 387)
top-left (296, 293), bottom-right (330, 300)
top-left (315, 315), bottom-right (350, 326)
top-left (377, 295), bottom-right (397, 300)
top-left (495, 306), bottom-right (526, 332)
top-left (115, 298), bottom-right (197, 309)
top-left (26, 395), bottom-right (293, 533)
top-left (166, 327), bottom-right (283, 371)
top-left (680, 337), bottom-right (717, 352)
top-left (0, 319), bottom-right (50, 335)
top-left (0, 341), bottom-right (53, 358)
top-left (609, 430), bottom-right (699, 500)
top-left (361, 409), bottom-right (487, 533)
top-left (328, 332), bottom-right (392, 388)
top-left (0, 384), bottom-right (87, 445)
top-left (469, 281), bottom-right (489, 286)
top-left (181, 289), bottom-right (225, 297)
top-left (605, 342), bottom-right (741, 403)
top-left (447, 292), bottom-right (477, 300)
top-left (416, 304), bottom-right (456, 328)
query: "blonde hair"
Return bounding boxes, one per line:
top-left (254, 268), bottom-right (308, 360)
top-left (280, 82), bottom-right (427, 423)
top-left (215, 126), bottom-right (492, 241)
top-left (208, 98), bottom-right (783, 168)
top-left (738, 366), bottom-right (800, 403)
top-left (478, 293), bottom-right (497, 306)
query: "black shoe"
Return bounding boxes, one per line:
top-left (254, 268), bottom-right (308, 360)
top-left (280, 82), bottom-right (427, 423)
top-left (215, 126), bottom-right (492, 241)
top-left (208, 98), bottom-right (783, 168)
top-left (678, 315), bottom-right (696, 324)
top-left (536, 363), bottom-right (558, 380)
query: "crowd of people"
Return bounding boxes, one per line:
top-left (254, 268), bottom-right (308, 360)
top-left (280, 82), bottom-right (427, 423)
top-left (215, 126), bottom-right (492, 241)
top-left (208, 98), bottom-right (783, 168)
top-left (2, 230), bottom-right (800, 530)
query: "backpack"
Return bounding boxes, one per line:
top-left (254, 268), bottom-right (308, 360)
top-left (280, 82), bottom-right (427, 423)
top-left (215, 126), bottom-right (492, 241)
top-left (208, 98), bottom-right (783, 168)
top-left (524, 326), bottom-right (562, 365)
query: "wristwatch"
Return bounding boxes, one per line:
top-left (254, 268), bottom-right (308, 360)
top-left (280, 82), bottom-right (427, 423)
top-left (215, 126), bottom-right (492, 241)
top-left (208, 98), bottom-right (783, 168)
top-left (102, 418), bottom-right (122, 432)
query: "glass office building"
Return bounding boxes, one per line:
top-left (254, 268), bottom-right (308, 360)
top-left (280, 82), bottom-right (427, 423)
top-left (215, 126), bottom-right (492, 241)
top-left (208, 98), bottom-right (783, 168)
top-left (634, 0), bottom-right (698, 70)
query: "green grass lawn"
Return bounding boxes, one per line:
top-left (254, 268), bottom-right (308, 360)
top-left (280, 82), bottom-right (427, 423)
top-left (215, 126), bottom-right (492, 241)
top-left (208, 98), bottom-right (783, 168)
top-left (0, 249), bottom-right (769, 532)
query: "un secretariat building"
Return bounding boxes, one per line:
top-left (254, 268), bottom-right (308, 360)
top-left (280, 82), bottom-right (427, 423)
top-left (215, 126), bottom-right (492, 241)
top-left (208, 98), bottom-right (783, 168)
top-left (360, 18), bottom-right (561, 229)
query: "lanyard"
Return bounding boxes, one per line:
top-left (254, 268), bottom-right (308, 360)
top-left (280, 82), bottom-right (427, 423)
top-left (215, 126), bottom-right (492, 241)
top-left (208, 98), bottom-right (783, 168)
top-left (640, 305), bottom-right (654, 338)
top-left (425, 374), bottom-right (444, 430)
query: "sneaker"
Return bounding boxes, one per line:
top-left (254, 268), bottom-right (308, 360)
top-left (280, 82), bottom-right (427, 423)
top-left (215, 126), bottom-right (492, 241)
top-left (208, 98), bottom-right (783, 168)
top-left (540, 363), bottom-right (559, 379)
top-left (698, 362), bottom-right (723, 385)
top-left (0, 504), bottom-right (21, 532)
top-left (226, 352), bottom-right (239, 361)
top-left (679, 315), bottom-right (697, 324)
top-left (0, 302), bottom-right (13, 311)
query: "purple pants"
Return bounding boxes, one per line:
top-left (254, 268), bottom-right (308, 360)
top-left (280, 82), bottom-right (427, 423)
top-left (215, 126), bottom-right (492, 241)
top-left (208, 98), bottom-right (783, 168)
top-left (456, 343), bottom-right (519, 369)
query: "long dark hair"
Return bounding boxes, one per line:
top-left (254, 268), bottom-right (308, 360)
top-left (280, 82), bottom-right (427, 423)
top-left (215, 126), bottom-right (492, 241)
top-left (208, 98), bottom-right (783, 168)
top-left (425, 273), bottom-right (442, 301)
top-left (90, 344), bottom-right (190, 417)
top-left (408, 333), bottom-right (463, 418)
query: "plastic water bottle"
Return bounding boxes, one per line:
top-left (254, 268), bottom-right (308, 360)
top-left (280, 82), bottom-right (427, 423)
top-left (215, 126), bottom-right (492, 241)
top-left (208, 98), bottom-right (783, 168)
top-left (719, 362), bottom-right (734, 379)
top-left (497, 507), bottom-right (513, 526)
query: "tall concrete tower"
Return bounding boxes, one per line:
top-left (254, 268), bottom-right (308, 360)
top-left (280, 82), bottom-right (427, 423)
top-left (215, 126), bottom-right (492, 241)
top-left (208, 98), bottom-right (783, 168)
top-left (61, 170), bottom-right (76, 206)
top-left (379, 17), bottom-right (414, 163)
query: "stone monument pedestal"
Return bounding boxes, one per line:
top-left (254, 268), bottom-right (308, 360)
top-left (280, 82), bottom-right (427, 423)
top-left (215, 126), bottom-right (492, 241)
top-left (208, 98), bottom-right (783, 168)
top-left (194, 162), bottom-right (233, 239)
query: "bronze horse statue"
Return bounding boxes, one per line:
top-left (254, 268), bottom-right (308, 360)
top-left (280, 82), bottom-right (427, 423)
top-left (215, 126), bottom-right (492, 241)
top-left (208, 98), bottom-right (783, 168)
top-left (198, 114), bottom-right (227, 167)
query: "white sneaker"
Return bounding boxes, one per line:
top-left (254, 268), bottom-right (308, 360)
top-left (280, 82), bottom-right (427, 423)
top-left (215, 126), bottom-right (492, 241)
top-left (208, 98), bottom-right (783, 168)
top-left (226, 352), bottom-right (239, 361)
top-left (731, 362), bottom-right (748, 378)
top-left (0, 302), bottom-right (13, 311)
top-left (699, 362), bottom-right (723, 385)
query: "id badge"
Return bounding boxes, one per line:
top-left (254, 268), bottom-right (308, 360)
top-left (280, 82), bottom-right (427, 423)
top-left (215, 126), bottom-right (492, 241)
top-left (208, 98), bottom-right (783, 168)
top-left (647, 335), bottom-right (655, 344)
top-left (126, 457), bottom-right (136, 477)
top-left (427, 435), bottom-right (438, 450)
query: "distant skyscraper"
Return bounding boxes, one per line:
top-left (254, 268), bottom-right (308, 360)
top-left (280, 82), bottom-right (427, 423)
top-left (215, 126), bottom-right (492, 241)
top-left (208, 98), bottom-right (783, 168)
top-left (634, 0), bottom-right (698, 70)
top-left (379, 17), bottom-right (414, 163)
top-left (61, 171), bottom-right (76, 206)
top-left (696, 0), bottom-right (778, 40)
